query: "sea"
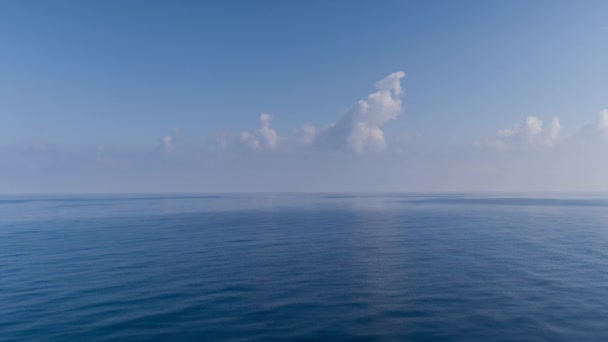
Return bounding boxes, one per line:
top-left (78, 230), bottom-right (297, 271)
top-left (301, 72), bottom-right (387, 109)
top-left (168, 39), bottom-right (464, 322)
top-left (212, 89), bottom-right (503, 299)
top-left (2, 193), bottom-right (608, 341)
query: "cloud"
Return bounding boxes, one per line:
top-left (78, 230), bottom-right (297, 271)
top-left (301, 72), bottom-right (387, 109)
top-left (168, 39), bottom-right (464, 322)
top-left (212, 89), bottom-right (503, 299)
top-left (483, 116), bottom-right (561, 148)
top-left (317, 71), bottom-right (406, 153)
top-left (480, 109), bottom-right (608, 150)
top-left (231, 71), bottom-right (406, 153)
top-left (8, 107), bottom-right (608, 193)
top-left (240, 113), bottom-right (280, 151)
top-left (600, 109), bottom-right (608, 132)
top-left (158, 128), bottom-right (181, 156)
top-left (294, 124), bottom-right (317, 145)
top-left (575, 109), bottom-right (608, 143)
top-left (212, 131), bottom-right (233, 151)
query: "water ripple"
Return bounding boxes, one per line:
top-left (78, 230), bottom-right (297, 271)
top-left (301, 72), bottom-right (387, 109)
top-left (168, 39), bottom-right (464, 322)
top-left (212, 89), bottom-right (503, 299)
top-left (3, 194), bottom-right (608, 340)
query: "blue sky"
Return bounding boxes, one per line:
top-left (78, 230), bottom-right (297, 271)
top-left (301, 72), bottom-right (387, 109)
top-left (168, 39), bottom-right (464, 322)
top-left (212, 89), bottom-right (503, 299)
top-left (1, 1), bottom-right (608, 193)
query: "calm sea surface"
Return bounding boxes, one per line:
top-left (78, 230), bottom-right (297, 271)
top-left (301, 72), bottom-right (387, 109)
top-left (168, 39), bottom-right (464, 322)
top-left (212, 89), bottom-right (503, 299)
top-left (2, 193), bottom-right (608, 341)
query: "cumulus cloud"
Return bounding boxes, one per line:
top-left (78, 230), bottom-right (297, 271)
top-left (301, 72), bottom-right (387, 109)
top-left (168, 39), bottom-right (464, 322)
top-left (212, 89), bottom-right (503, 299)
top-left (484, 116), bottom-right (561, 148)
top-left (317, 71), bottom-right (406, 153)
top-left (229, 71), bottom-right (407, 153)
top-left (240, 113), bottom-right (280, 151)
top-left (576, 109), bottom-right (608, 143)
top-left (481, 109), bottom-right (608, 150)
top-left (159, 128), bottom-right (181, 156)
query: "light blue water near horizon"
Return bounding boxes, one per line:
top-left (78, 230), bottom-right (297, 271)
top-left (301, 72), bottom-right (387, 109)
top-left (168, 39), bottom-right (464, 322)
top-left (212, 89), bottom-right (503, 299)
top-left (2, 193), bottom-right (608, 341)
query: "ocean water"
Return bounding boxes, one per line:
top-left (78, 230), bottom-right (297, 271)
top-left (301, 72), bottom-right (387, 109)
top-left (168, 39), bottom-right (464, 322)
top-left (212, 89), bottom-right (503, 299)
top-left (2, 193), bottom-right (608, 341)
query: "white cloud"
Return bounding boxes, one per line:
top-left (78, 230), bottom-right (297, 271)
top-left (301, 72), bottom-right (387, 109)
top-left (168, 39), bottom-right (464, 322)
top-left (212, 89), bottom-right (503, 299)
top-left (485, 109), bottom-right (608, 149)
top-left (318, 71), bottom-right (406, 153)
top-left (240, 113), bottom-right (280, 151)
top-left (548, 117), bottom-right (561, 143)
top-left (229, 71), bottom-right (406, 153)
top-left (239, 131), bottom-right (261, 151)
top-left (294, 124), bottom-right (317, 145)
top-left (598, 109), bottom-right (608, 133)
top-left (258, 114), bottom-right (279, 149)
top-left (159, 128), bottom-right (180, 156)
top-left (485, 116), bottom-right (561, 148)
top-left (569, 109), bottom-right (608, 144)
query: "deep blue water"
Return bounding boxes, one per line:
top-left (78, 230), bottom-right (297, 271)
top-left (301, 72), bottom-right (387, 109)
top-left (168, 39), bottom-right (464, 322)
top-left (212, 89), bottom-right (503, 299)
top-left (2, 193), bottom-right (608, 341)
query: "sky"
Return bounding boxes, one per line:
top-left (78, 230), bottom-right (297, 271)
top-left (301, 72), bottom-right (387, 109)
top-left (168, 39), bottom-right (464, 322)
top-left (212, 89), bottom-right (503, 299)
top-left (1, 0), bottom-right (608, 193)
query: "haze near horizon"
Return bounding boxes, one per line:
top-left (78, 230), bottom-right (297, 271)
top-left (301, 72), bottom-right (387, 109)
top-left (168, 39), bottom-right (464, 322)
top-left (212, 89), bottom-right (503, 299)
top-left (2, 0), bottom-right (607, 193)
